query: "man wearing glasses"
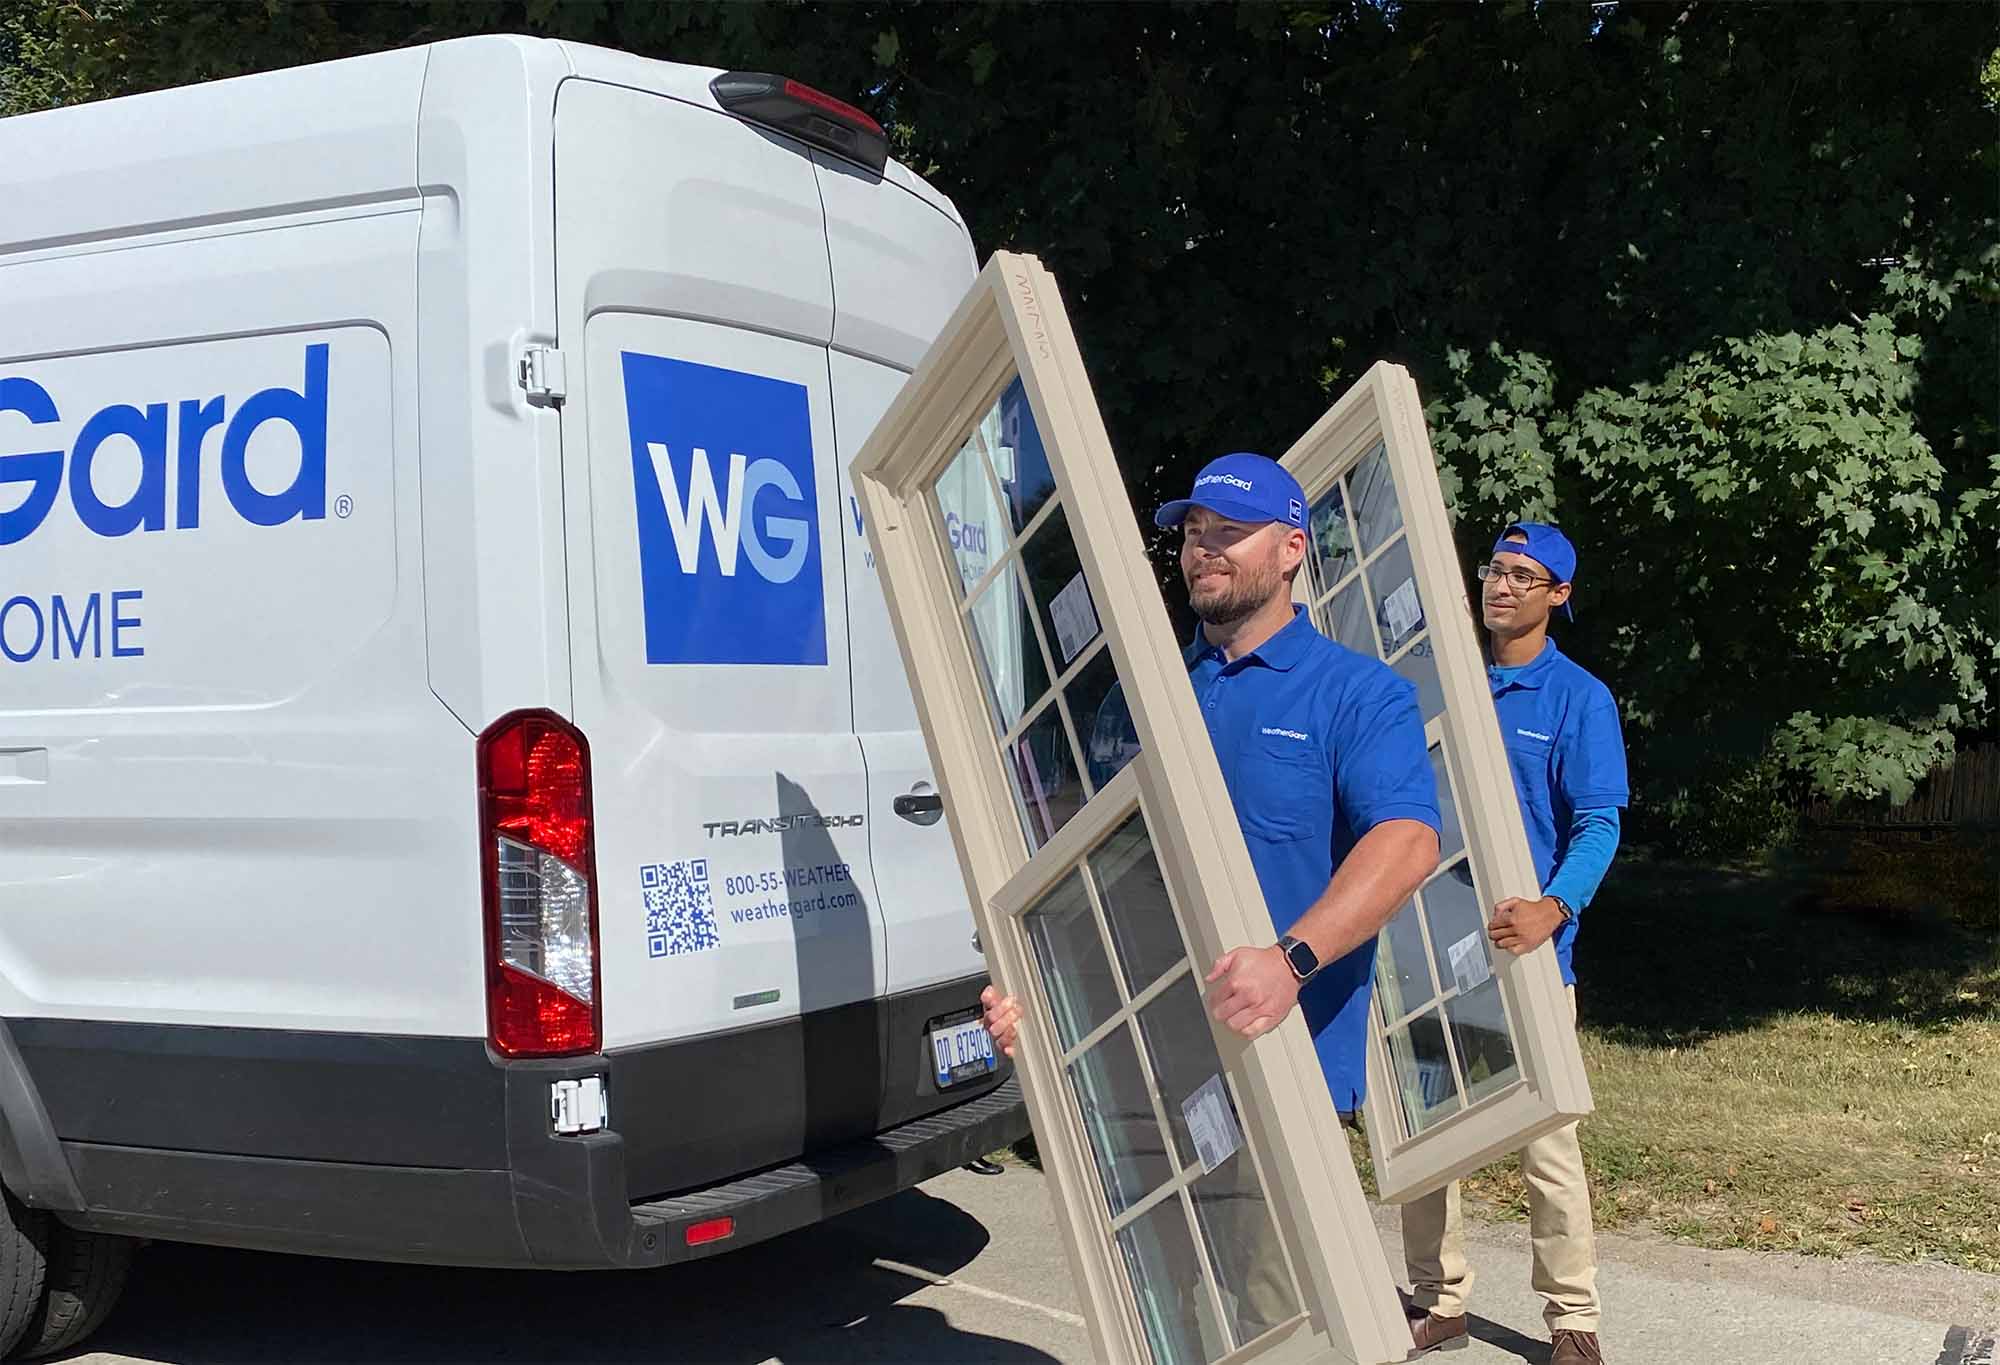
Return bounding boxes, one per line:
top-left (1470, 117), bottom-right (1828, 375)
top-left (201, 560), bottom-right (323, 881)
top-left (1403, 523), bottom-right (1629, 1365)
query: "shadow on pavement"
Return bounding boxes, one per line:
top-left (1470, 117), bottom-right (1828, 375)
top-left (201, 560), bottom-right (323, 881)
top-left (1467, 1311), bottom-right (1554, 1362)
top-left (75, 1185), bottom-right (1061, 1364)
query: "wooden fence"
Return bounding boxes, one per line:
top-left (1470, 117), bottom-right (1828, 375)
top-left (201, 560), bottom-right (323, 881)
top-left (1803, 742), bottom-right (2000, 831)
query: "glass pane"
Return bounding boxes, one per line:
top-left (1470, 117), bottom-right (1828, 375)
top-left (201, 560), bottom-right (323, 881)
top-left (1350, 440), bottom-right (1403, 553)
top-left (1008, 702), bottom-right (1087, 850)
top-left (1022, 871), bottom-right (1120, 1050)
top-left (994, 375), bottom-right (1058, 533)
top-left (1134, 976), bottom-right (1227, 1168)
top-left (1447, 976), bottom-right (1521, 1107)
top-left (1321, 577), bottom-right (1379, 658)
top-left (1068, 1024), bottom-right (1174, 1217)
top-left (932, 421), bottom-right (1009, 596)
top-left (967, 569), bottom-right (1051, 733)
top-left (1375, 894), bottom-right (1434, 1023)
top-left (1423, 860), bottom-right (1493, 1000)
top-left (1431, 744), bottom-right (1464, 864)
top-left (1391, 634), bottom-right (1446, 723)
top-left (1071, 646), bottom-right (1140, 792)
top-left (1021, 506), bottom-right (1101, 670)
top-left (1307, 482), bottom-right (1356, 592)
top-left (1388, 1009), bottom-right (1462, 1135)
top-left (1371, 536), bottom-right (1427, 657)
top-left (1114, 1196), bottom-right (1211, 1365)
top-left (1091, 817), bottom-right (1185, 997)
top-left (1189, 1148), bottom-right (1301, 1350)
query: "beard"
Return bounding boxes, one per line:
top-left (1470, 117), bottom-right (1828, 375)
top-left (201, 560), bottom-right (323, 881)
top-left (1186, 555), bottom-right (1286, 628)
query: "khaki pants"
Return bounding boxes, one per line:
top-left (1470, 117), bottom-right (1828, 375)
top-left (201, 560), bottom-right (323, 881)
top-left (1400, 986), bottom-right (1599, 1333)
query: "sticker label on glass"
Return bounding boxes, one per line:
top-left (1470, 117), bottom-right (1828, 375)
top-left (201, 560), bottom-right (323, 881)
top-left (1383, 576), bottom-right (1423, 645)
top-left (1182, 1073), bottom-right (1244, 1174)
top-left (1448, 931), bottom-right (1492, 994)
top-left (1049, 571), bottom-right (1100, 664)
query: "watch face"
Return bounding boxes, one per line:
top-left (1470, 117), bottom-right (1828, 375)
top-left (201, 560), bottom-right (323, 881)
top-left (1284, 939), bottom-right (1316, 977)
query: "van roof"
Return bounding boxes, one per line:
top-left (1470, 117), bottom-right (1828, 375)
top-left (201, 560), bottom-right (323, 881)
top-left (0, 35), bottom-right (965, 260)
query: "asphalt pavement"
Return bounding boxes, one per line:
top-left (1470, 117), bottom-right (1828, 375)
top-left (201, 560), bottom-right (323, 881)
top-left (70, 1163), bottom-right (1997, 1365)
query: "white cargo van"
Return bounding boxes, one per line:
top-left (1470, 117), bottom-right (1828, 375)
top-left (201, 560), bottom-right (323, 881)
top-left (0, 35), bottom-right (1023, 1357)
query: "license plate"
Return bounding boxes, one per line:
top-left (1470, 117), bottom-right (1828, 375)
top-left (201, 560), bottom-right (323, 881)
top-left (929, 1015), bottom-right (997, 1089)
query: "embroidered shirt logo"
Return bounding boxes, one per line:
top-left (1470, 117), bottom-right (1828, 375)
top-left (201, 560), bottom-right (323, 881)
top-left (1516, 727), bottom-right (1553, 742)
top-left (1261, 726), bottom-right (1310, 742)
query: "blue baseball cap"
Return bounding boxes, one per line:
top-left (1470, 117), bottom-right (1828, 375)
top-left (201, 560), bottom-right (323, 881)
top-left (1154, 453), bottom-right (1306, 530)
top-left (1492, 522), bottom-right (1577, 619)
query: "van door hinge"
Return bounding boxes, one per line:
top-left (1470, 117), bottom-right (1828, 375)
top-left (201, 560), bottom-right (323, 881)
top-left (518, 345), bottom-right (568, 408)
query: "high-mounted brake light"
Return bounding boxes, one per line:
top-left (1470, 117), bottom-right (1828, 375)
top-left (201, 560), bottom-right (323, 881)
top-left (478, 710), bottom-right (601, 1058)
top-left (710, 71), bottom-right (890, 176)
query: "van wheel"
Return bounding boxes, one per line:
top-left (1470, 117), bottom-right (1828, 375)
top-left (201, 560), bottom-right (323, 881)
top-left (14, 1223), bottom-right (132, 1361)
top-left (0, 1192), bottom-right (47, 1358)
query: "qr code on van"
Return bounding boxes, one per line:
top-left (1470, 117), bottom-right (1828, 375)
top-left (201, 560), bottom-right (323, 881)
top-left (640, 859), bottom-right (720, 959)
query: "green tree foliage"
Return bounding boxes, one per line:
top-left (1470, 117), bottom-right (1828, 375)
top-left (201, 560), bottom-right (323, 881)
top-left (4, 1), bottom-right (1994, 845)
top-left (1429, 313), bottom-right (1987, 820)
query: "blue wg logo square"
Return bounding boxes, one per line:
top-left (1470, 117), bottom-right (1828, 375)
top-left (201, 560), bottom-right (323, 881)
top-left (622, 353), bottom-right (825, 666)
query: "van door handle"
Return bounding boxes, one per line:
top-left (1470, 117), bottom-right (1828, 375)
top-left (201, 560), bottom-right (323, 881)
top-left (893, 793), bottom-right (945, 824)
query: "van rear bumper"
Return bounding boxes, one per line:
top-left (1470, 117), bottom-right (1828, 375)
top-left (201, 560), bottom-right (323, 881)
top-left (21, 975), bottom-right (1029, 1270)
top-left (57, 1075), bottom-right (1026, 1269)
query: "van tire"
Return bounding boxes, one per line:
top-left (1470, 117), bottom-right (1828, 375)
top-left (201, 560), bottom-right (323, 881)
top-left (0, 1193), bottom-right (47, 1358)
top-left (14, 1223), bottom-right (131, 1361)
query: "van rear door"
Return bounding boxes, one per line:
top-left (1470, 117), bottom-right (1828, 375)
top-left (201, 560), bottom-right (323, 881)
top-left (812, 152), bottom-right (986, 996)
top-left (553, 80), bottom-right (886, 1072)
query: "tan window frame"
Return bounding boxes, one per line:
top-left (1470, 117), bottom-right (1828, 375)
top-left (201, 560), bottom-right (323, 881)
top-left (1277, 367), bottom-right (1592, 1203)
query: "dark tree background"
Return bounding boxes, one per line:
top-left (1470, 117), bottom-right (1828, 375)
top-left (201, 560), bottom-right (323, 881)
top-left (5, 1), bottom-right (1994, 849)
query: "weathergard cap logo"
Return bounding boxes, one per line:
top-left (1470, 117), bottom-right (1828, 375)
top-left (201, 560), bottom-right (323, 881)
top-left (623, 353), bottom-right (825, 666)
top-left (0, 345), bottom-right (329, 544)
top-left (1197, 473), bottom-right (1255, 491)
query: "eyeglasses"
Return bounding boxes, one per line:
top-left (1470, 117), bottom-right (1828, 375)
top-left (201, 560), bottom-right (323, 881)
top-left (1475, 563), bottom-right (1556, 592)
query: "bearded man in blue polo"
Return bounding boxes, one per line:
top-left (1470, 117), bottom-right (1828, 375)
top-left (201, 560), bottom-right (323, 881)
top-left (981, 449), bottom-right (1441, 1121)
top-left (1402, 522), bottom-right (1628, 1365)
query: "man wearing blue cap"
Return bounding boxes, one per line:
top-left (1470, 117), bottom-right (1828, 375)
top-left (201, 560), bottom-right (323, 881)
top-left (1402, 523), bottom-right (1628, 1365)
top-left (983, 448), bottom-right (1441, 1135)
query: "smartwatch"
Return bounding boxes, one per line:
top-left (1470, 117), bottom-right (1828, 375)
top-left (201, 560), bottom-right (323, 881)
top-left (1549, 895), bottom-right (1575, 925)
top-left (1277, 933), bottom-right (1321, 983)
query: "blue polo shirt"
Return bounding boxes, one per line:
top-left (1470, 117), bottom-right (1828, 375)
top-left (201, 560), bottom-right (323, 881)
top-left (1489, 639), bottom-right (1630, 984)
top-left (1185, 607), bottom-right (1440, 1113)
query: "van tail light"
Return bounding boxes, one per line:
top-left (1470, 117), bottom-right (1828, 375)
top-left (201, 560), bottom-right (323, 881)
top-left (710, 71), bottom-right (889, 176)
top-left (478, 710), bottom-right (601, 1057)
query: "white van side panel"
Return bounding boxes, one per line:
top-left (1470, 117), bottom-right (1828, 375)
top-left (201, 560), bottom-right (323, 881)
top-left (0, 210), bottom-right (481, 1033)
top-left (414, 36), bottom-right (575, 729)
top-left (0, 48), bottom-right (426, 258)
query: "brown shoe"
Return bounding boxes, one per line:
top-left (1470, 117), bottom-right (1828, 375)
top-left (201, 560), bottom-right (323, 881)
top-left (1550, 1329), bottom-right (1604, 1364)
top-left (1404, 1309), bottom-right (1468, 1356)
